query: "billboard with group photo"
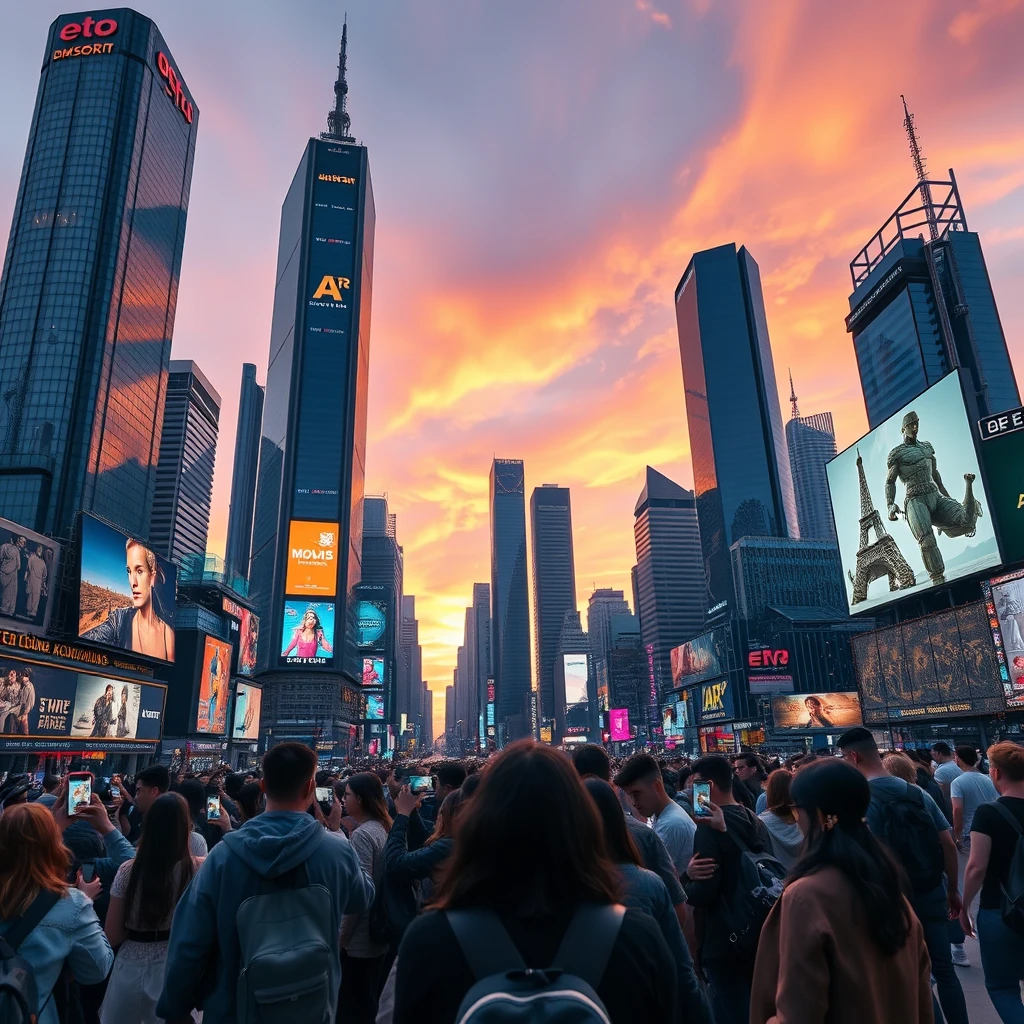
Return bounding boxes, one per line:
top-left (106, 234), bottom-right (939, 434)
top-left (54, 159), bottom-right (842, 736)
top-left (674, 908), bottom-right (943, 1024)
top-left (0, 518), bottom-right (61, 636)
top-left (78, 515), bottom-right (177, 662)
top-left (771, 692), bottom-right (863, 730)
top-left (670, 629), bottom-right (726, 689)
top-left (826, 372), bottom-right (1000, 614)
top-left (196, 636), bottom-right (232, 734)
top-left (280, 601), bottom-right (335, 666)
top-left (231, 681), bottom-right (263, 740)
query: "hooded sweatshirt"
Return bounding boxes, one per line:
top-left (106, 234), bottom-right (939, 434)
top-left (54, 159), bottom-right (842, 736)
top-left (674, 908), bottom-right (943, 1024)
top-left (156, 811), bottom-right (372, 1024)
top-left (758, 809), bottom-right (805, 870)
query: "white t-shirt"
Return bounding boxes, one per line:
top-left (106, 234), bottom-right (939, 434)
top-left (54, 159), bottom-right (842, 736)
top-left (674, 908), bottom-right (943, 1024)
top-left (950, 770), bottom-right (998, 835)
top-left (933, 761), bottom-right (962, 788)
top-left (653, 799), bottom-right (696, 877)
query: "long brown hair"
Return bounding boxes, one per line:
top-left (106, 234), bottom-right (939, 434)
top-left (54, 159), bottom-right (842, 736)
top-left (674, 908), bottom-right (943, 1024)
top-left (432, 740), bottom-right (621, 916)
top-left (0, 803), bottom-right (70, 918)
top-left (425, 789), bottom-right (463, 846)
top-left (765, 768), bottom-right (797, 822)
top-left (584, 778), bottom-right (642, 866)
top-left (345, 772), bottom-right (392, 830)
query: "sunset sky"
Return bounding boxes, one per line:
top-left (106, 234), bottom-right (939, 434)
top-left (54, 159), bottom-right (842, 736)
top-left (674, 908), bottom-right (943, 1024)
top-left (2, 2), bottom-right (1023, 726)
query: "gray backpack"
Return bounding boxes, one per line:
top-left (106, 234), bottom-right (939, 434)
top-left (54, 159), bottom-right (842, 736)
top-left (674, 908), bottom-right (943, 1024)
top-left (236, 862), bottom-right (334, 1023)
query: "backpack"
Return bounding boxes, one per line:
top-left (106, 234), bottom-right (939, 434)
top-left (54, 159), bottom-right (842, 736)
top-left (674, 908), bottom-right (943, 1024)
top-left (720, 819), bottom-right (786, 957)
top-left (235, 862), bottom-right (335, 1024)
top-left (990, 801), bottom-right (1024, 935)
top-left (872, 782), bottom-right (944, 893)
top-left (0, 890), bottom-right (59, 1024)
top-left (445, 903), bottom-right (625, 1023)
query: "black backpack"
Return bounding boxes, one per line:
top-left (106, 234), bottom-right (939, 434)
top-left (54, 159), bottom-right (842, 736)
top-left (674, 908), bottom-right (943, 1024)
top-left (445, 904), bottom-right (624, 1024)
top-left (0, 890), bottom-right (59, 1024)
top-left (719, 821), bottom-right (786, 957)
top-left (872, 782), bottom-right (944, 893)
top-left (990, 801), bottom-right (1024, 935)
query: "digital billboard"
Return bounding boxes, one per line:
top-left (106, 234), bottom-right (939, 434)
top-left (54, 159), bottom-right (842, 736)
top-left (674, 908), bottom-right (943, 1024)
top-left (697, 678), bottom-right (735, 723)
top-left (0, 655), bottom-right (164, 748)
top-left (231, 682), bottom-right (263, 740)
top-left (280, 601), bottom-right (335, 666)
top-left (771, 692), bottom-right (863, 730)
top-left (746, 642), bottom-right (794, 694)
top-left (361, 656), bottom-right (385, 687)
top-left (609, 708), bottom-right (630, 742)
top-left (977, 418), bottom-right (1024, 566)
top-left (196, 636), bottom-right (232, 734)
top-left (355, 600), bottom-right (387, 648)
top-left (364, 691), bottom-right (384, 720)
top-left (671, 629), bottom-right (726, 689)
top-left (982, 568), bottom-right (1024, 710)
top-left (285, 520), bottom-right (338, 596)
top-left (661, 700), bottom-right (688, 738)
top-left (563, 653), bottom-right (589, 734)
top-left (827, 372), bottom-right (1000, 613)
top-left (78, 514), bottom-right (177, 662)
top-left (0, 518), bottom-right (61, 636)
top-left (237, 608), bottom-right (259, 677)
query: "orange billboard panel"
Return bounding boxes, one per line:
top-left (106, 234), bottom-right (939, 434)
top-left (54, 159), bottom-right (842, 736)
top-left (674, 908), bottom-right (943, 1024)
top-left (285, 521), bottom-right (338, 597)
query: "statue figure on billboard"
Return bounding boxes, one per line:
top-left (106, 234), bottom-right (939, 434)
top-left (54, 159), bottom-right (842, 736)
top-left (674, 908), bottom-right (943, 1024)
top-left (885, 411), bottom-right (982, 585)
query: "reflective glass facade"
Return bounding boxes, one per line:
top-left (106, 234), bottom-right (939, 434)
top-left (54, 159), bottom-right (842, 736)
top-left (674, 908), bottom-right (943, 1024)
top-left (785, 411), bottom-right (837, 542)
top-left (224, 363), bottom-right (264, 583)
top-left (0, 10), bottom-right (197, 538)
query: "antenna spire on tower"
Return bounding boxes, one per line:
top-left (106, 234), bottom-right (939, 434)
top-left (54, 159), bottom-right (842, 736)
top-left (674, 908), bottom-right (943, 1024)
top-left (323, 14), bottom-right (355, 143)
top-left (901, 94), bottom-right (938, 240)
top-left (788, 368), bottom-right (800, 420)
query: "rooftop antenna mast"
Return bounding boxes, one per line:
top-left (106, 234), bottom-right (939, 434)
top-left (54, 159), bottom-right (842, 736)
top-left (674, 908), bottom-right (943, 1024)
top-left (788, 369), bottom-right (800, 420)
top-left (901, 95), bottom-right (938, 240)
top-left (322, 14), bottom-right (355, 143)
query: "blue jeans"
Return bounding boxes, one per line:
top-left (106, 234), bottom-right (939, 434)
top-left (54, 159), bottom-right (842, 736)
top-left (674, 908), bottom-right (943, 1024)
top-left (977, 908), bottom-right (1024, 1024)
top-left (912, 888), bottom-right (968, 1024)
top-left (703, 958), bottom-right (752, 1024)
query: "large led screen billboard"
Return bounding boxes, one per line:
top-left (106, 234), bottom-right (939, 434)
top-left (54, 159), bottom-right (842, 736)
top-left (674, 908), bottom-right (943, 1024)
top-left (827, 372), bottom-right (999, 613)
top-left (237, 608), bottom-right (259, 677)
top-left (977, 418), bottom-right (1024, 566)
top-left (280, 601), bottom-right (335, 666)
top-left (285, 520), bottom-right (338, 596)
top-left (361, 656), bottom-right (384, 687)
top-left (982, 568), bottom-right (1024, 710)
top-left (0, 518), bottom-right (61, 635)
top-left (670, 629), bottom-right (726, 689)
top-left (771, 692), bottom-right (863, 730)
top-left (364, 691), bottom-right (384, 720)
top-left (78, 515), bottom-right (177, 662)
top-left (231, 682), bottom-right (262, 740)
top-left (563, 653), bottom-right (589, 734)
top-left (196, 636), bottom-right (232, 734)
top-left (355, 600), bottom-right (387, 649)
top-left (609, 708), bottom-right (630, 742)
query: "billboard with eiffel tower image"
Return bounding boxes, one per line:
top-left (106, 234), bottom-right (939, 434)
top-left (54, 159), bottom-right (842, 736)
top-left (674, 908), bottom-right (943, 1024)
top-left (826, 371), bottom-right (1000, 613)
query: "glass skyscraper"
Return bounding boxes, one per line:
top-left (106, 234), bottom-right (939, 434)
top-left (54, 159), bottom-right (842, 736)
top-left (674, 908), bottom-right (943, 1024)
top-left (0, 10), bottom-right (198, 539)
top-left (674, 243), bottom-right (797, 612)
top-left (490, 458), bottom-right (532, 739)
top-left (785, 377), bottom-right (837, 542)
top-left (847, 173), bottom-right (1020, 428)
top-left (225, 363), bottom-right (264, 584)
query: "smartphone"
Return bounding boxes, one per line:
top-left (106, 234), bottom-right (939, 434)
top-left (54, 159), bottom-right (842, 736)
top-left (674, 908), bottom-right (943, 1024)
top-left (409, 776), bottom-right (434, 795)
top-left (693, 780), bottom-right (712, 817)
top-left (206, 793), bottom-right (221, 820)
top-left (315, 786), bottom-right (333, 805)
top-left (80, 863), bottom-right (96, 883)
top-left (110, 785), bottom-right (120, 800)
top-left (68, 772), bottom-right (93, 815)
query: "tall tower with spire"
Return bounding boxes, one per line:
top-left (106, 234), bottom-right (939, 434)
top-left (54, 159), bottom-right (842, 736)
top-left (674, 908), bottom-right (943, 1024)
top-left (784, 374), bottom-right (838, 541)
top-left (249, 18), bottom-right (377, 751)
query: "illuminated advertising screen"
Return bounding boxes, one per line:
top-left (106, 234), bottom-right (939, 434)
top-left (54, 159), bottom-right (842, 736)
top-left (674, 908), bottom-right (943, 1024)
top-left (746, 642), bottom-right (794, 694)
top-left (237, 608), bottom-right (259, 677)
top-left (771, 692), bottom-right (863, 730)
top-left (285, 520), bottom-right (338, 596)
top-left (563, 653), bottom-right (589, 734)
top-left (675, 698), bottom-right (689, 732)
top-left (982, 568), bottom-right (1024, 709)
top-left (977, 420), bottom-right (1024, 566)
top-left (355, 600), bottom-right (387, 648)
top-left (361, 657), bottom-right (385, 687)
top-left (196, 637), bottom-right (232, 734)
top-left (364, 692), bottom-right (384, 720)
top-left (231, 682), bottom-right (262, 740)
top-left (697, 678), bottom-right (735, 723)
top-left (827, 372), bottom-right (1000, 613)
top-left (661, 703), bottom-right (676, 737)
top-left (0, 655), bottom-right (164, 749)
top-left (222, 596), bottom-right (244, 620)
top-left (0, 518), bottom-right (62, 636)
top-left (280, 601), bottom-right (336, 666)
top-left (609, 708), bottom-right (630, 742)
top-left (78, 514), bottom-right (177, 662)
top-left (671, 629), bottom-right (725, 689)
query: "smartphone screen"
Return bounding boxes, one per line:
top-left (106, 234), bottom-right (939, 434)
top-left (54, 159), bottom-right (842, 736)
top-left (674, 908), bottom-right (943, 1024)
top-left (110, 785), bottom-right (120, 800)
top-left (80, 863), bottom-right (96, 883)
top-left (206, 793), bottom-right (221, 820)
top-left (409, 775), bottom-right (434, 795)
top-left (693, 780), bottom-right (712, 817)
top-left (68, 773), bottom-right (92, 815)
top-left (315, 786), bottom-right (333, 805)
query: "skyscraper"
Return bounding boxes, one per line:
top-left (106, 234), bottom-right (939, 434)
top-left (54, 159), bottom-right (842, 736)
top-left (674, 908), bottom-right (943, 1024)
top-left (0, 11), bottom-right (198, 538)
top-left (847, 102), bottom-right (1019, 428)
top-left (555, 609), bottom-right (592, 741)
top-left (490, 458), bottom-right (531, 739)
top-left (225, 363), bottom-right (264, 583)
top-left (250, 22), bottom-right (374, 743)
top-left (530, 485), bottom-right (577, 727)
top-left (785, 374), bottom-right (838, 542)
top-left (633, 466), bottom-right (706, 691)
top-left (586, 588), bottom-right (631, 671)
top-left (675, 243), bottom-right (797, 610)
top-left (150, 361), bottom-right (220, 562)
top-left (398, 595), bottom-right (424, 745)
top-left (464, 583), bottom-right (490, 749)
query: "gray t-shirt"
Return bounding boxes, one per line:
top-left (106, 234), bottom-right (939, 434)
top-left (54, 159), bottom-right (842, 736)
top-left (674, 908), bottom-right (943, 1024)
top-left (933, 761), bottom-right (963, 788)
top-left (950, 770), bottom-right (998, 835)
top-left (652, 799), bottom-right (696, 877)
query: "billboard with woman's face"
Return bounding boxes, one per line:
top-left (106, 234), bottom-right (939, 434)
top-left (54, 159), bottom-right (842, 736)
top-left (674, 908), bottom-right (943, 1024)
top-left (237, 609), bottom-right (260, 677)
top-left (280, 601), bottom-right (335, 666)
top-left (196, 636), bottom-right (232, 734)
top-left (78, 515), bottom-right (177, 663)
top-left (771, 692), bottom-right (863, 730)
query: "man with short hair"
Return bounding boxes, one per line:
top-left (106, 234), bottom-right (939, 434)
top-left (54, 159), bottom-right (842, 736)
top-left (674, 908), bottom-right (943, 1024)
top-left (35, 773), bottom-right (60, 808)
top-left (117, 763), bottom-right (170, 843)
top-left (12, 666), bottom-right (35, 734)
top-left (420, 761), bottom-right (467, 827)
top-left (158, 741), bottom-right (373, 1024)
top-left (734, 753), bottom-right (764, 812)
top-left (839, 727), bottom-right (968, 1024)
top-left (932, 741), bottom-right (963, 808)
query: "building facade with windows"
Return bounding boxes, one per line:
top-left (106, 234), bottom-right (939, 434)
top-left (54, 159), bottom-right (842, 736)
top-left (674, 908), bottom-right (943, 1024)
top-left (225, 363), bottom-right (264, 585)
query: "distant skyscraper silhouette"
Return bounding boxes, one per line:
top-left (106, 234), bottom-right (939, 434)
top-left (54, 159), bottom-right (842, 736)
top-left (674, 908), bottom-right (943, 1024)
top-left (586, 588), bottom-right (631, 672)
top-left (225, 363), bottom-right (264, 583)
top-left (785, 373), bottom-right (838, 542)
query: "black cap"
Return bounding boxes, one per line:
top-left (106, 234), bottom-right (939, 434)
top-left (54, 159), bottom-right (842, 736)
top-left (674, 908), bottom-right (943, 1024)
top-left (0, 773), bottom-right (33, 807)
top-left (836, 726), bottom-right (875, 750)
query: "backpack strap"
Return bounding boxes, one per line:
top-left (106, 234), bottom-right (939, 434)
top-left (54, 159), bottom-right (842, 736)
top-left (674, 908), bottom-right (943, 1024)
top-left (990, 800), bottom-right (1024, 837)
top-left (445, 909), bottom-right (527, 980)
top-left (1, 889), bottom-right (60, 953)
top-left (552, 904), bottom-right (625, 988)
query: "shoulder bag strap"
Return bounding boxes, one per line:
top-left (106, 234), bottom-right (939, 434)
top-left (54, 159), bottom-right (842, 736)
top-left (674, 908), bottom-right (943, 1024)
top-left (991, 800), bottom-right (1024, 837)
top-left (552, 903), bottom-right (625, 987)
top-left (2, 889), bottom-right (60, 952)
top-left (445, 909), bottom-right (526, 980)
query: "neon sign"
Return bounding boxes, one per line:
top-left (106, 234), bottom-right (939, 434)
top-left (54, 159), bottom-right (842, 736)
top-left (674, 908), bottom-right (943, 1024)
top-left (156, 51), bottom-right (194, 124)
top-left (59, 16), bottom-right (118, 41)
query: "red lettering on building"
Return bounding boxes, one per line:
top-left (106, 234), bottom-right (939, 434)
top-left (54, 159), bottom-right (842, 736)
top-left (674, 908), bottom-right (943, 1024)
top-left (156, 51), bottom-right (194, 124)
top-left (748, 649), bottom-right (789, 668)
top-left (59, 16), bottom-right (118, 41)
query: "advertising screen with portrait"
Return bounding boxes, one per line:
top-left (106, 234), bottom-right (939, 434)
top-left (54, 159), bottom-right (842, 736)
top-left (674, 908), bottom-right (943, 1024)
top-left (0, 517), bottom-right (62, 636)
top-left (609, 708), bottom-right (630, 742)
top-left (355, 600), bottom-right (387, 649)
top-left (364, 692), bottom-right (384, 720)
top-left (280, 601), bottom-right (335, 666)
top-left (231, 682), bottom-right (262, 740)
top-left (361, 657), bottom-right (385, 687)
top-left (196, 637), bottom-right (232, 734)
top-left (982, 568), bottom-right (1024, 710)
top-left (827, 372), bottom-right (1000, 614)
top-left (671, 629), bottom-right (726, 689)
top-left (563, 653), bottom-right (589, 734)
top-left (237, 609), bottom-right (260, 677)
top-left (78, 515), bottom-right (177, 662)
top-left (284, 521), bottom-right (338, 596)
top-left (771, 692), bottom-right (863, 730)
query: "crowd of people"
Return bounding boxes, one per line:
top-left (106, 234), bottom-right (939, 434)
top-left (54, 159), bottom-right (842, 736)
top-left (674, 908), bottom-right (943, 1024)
top-left (0, 733), bottom-right (1022, 1023)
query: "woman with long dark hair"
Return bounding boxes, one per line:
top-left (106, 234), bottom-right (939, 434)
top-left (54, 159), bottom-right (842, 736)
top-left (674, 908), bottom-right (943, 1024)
top-left (100, 793), bottom-right (198, 1023)
top-left (750, 759), bottom-right (932, 1023)
top-left (392, 740), bottom-right (678, 1024)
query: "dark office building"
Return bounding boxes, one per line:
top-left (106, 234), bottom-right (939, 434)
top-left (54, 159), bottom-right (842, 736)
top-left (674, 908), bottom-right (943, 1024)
top-left (0, 10), bottom-right (198, 539)
top-left (490, 458), bottom-right (532, 739)
top-left (225, 363), bottom-right (264, 584)
top-left (847, 173), bottom-right (1019, 428)
top-left (150, 361), bottom-right (220, 563)
top-left (674, 244), bottom-right (797, 611)
top-left (586, 588), bottom-right (631, 673)
top-left (249, 24), bottom-right (374, 743)
top-left (530, 485), bottom-right (577, 726)
top-left (397, 595), bottom-right (424, 746)
top-left (633, 466), bottom-right (706, 692)
top-left (785, 375), bottom-right (837, 542)
top-left (466, 582), bottom-right (490, 748)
